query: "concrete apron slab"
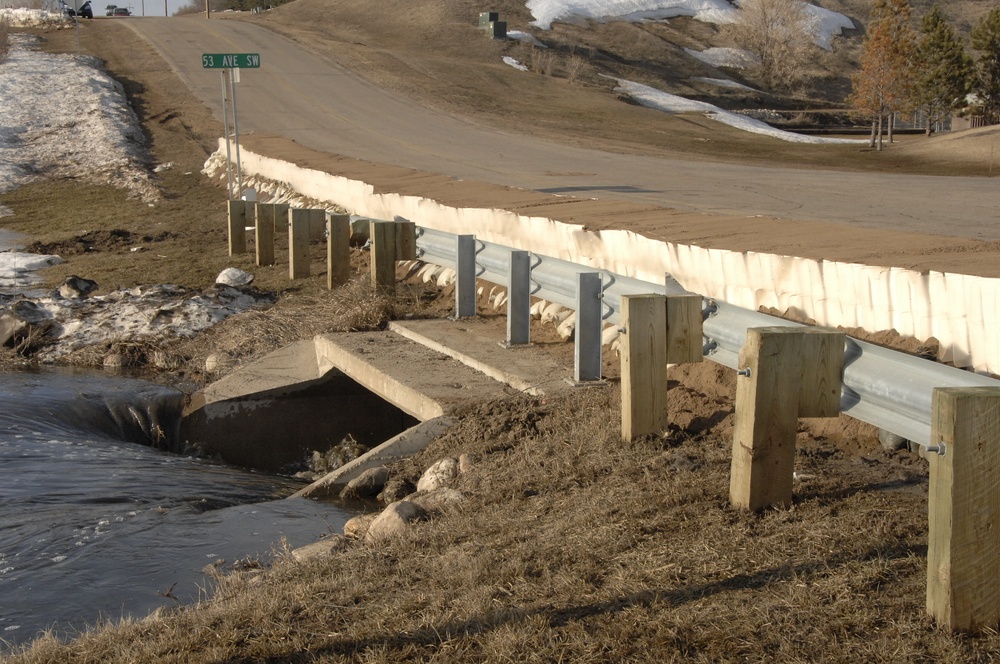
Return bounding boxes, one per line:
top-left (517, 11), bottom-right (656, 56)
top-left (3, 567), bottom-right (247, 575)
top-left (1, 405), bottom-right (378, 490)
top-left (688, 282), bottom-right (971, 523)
top-left (388, 318), bottom-right (575, 397)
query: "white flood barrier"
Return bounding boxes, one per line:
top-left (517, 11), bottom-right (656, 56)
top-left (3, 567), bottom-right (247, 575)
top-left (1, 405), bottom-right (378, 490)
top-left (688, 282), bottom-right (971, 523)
top-left (206, 140), bottom-right (1000, 377)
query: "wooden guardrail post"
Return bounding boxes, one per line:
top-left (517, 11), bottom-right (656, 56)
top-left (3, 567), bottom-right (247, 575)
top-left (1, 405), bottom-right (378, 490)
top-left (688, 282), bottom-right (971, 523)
top-left (730, 326), bottom-right (844, 511)
top-left (927, 386), bottom-right (1000, 632)
top-left (227, 200), bottom-right (247, 255)
top-left (455, 234), bottom-right (477, 318)
top-left (396, 220), bottom-right (417, 261)
top-left (574, 272), bottom-right (603, 383)
top-left (505, 250), bottom-right (531, 346)
top-left (288, 208), bottom-right (310, 279)
top-left (306, 209), bottom-right (326, 242)
top-left (327, 213), bottom-right (351, 289)
top-left (666, 294), bottom-right (704, 365)
top-left (620, 294), bottom-right (703, 441)
top-left (370, 220), bottom-right (397, 294)
top-left (621, 294), bottom-right (667, 440)
top-left (254, 202), bottom-right (275, 267)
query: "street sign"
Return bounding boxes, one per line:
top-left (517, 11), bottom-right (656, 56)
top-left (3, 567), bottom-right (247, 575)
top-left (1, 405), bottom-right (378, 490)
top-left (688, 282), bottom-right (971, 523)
top-left (202, 53), bottom-right (261, 69)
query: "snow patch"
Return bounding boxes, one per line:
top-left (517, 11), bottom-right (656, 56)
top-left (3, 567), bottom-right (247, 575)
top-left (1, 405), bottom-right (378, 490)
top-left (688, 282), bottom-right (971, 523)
top-left (611, 78), bottom-right (867, 144)
top-left (691, 76), bottom-right (757, 91)
top-left (503, 56), bottom-right (530, 71)
top-left (684, 46), bottom-right (759, 69)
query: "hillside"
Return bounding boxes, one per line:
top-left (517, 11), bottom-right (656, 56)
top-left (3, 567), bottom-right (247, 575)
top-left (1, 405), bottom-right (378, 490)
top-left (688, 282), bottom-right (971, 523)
top-left (233, 0), bottom-right (999, 174)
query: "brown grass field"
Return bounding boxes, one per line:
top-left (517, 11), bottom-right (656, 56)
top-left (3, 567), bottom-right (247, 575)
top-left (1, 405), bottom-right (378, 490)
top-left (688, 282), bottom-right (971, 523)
top-left (2, 3), bottom-right (1000, 660)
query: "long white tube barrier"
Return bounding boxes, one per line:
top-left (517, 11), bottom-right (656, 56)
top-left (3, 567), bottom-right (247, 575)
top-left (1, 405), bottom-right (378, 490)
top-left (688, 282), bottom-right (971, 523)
top-left (206, 142), bottom-right (1000, 377)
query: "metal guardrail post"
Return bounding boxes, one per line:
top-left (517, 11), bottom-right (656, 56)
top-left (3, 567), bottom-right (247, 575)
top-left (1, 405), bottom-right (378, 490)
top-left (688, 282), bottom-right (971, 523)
top-left (455, 235), bottom-right (477, 318)
top-left (574, 272), bottom-right (603, 383)
top-left (505, 250), bottom-right (531, 346)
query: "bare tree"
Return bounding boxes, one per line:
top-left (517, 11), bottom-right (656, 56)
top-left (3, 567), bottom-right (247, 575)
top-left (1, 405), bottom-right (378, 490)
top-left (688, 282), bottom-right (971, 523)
top-left (723, 0), bottom-right (814, 91)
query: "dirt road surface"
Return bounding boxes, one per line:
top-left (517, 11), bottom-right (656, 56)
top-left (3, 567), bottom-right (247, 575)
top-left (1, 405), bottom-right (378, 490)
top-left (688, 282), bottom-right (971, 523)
top-left (124, 16), bottom-right (1000, 244)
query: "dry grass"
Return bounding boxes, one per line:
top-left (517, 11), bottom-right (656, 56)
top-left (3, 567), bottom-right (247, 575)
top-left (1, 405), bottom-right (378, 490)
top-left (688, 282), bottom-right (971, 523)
top-left (0, 18), bottom-right (10, 62)
top-left (5, 388), bottom-right (1000, 662)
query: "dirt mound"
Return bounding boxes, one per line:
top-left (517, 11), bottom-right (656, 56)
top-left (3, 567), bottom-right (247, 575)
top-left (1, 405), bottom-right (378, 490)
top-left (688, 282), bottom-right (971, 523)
top-left (25, 229), bottom-right (175, 255)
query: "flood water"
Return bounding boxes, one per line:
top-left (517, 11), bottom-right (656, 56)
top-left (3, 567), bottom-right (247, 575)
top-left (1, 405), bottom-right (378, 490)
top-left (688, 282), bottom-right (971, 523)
top-left (0, 369), bottom-right (354, 649)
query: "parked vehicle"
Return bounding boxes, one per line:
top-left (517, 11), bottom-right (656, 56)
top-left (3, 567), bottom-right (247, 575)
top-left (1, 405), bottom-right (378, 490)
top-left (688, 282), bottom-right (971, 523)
top-left (79, 0), bottom-right (92, 18)
top-left (112, 6), bottom-right (130, 15)
top-left (105, 4), bottom-right (116, 15)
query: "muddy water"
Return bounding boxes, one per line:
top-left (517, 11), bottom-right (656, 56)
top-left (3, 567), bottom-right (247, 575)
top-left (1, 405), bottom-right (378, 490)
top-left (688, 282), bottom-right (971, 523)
top-left (0, 369), bottom-right (353, 649)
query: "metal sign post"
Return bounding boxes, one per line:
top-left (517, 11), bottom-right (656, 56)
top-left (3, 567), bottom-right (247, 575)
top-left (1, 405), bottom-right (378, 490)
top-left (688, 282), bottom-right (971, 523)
top-left (203, 53), bottom-right (260, 200)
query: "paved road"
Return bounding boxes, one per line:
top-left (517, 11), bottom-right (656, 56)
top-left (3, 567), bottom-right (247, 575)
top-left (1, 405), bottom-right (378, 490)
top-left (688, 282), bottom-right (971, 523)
top-left (126, 17), bottom-right (1000, 240)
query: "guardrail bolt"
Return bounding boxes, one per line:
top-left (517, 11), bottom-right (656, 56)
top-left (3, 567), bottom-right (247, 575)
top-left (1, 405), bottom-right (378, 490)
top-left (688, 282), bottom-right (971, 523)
top-left (926, 442), bottom-right (947, 456)
top-left (737, 368), bottom-right (752, 378)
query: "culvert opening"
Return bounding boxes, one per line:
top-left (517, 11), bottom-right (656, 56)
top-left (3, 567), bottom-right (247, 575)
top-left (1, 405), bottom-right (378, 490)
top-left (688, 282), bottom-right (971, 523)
top-left (180, 370), bottom-right (419, 474)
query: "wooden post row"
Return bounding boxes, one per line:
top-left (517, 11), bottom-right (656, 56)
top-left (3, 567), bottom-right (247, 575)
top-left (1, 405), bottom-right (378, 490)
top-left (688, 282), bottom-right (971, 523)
top-left (927, 387), bottom-right (1000, 633)
top-left (729, 326), bottom-right (845, 511)
top-left (620, 294), bottom-right (704, 442)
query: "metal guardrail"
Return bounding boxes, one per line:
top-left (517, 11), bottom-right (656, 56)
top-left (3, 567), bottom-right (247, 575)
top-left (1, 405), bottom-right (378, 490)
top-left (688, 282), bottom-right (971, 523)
top-left (415, 226), bottom-right (1000, 446)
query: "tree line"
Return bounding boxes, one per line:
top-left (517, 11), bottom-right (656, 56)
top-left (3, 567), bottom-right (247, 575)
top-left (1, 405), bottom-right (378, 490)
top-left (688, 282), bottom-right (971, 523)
top-left (850, 1), bottom-right (1000, 150)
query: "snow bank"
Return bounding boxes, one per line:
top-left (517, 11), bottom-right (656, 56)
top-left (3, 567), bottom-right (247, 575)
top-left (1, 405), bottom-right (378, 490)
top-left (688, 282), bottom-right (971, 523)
top-left (0, 7), bottom-right (70, 27)
top-left (0, 32), bottom-right (157, 201)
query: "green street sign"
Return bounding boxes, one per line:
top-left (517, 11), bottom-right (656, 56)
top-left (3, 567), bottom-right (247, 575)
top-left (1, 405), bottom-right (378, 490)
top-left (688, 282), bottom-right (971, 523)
top-left (202, 53), bottom-right (261, 69)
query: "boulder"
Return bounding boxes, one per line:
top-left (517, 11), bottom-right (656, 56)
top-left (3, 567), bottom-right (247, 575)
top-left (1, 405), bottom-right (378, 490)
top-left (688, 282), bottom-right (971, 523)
top-left (57, 275), bottom-right (98, 299)
top-left (291, 534), bottom-right (351, 562)
top-left (378, 477), bottom-right (416, 505)
top-left (343, 513), bottom-right (378, 540)
top-left (215, 267), bottom-right (254, 287)
top-left (416, 457), bottom-right (459, 493)
top-left (0, 300), bottom-right (53, 346)
top-left (458, 453), bottom-right (475, 474)
top-left (364, 500), bottom-right (427, 542)
top-left (339, 466), bottom-right (390, 500)
top-left (409, 487), bottom-right (465, 512)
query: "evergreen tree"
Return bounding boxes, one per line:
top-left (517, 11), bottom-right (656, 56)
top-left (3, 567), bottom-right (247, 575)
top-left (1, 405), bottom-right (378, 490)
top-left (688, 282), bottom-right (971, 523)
top-left (914, 5), bottom-right (974, 135)
top-left (971, 7), bottom-right (1000, 122)
top-left (849, 0), bottom-right (916, 149)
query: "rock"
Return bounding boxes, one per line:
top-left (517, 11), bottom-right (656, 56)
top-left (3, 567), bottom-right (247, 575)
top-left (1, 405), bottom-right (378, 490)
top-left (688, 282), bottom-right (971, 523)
top-left (378, 477), bottom-right (416, 504)
top-left (57, 275), bottom-right (98, 299)
top-left (409, 487), bottom-right (465, 512)
top-left (103, 353), bottom-right (131, 368)
top-left (291, 534), bottom-right (351, 562)
top-left (215, 267), bottom-right (254, 287)
top-left (343, 513), bottom-right (378, 539)
top-left (0, 301), bottom-right (53, 346)
top-left (205, 352), bottom-right (236, 373)
top-left (364, 500), bottom-right (427, 542)
top-left (458, 453), bottom-right (475, 474)
top-left (416, 457), bottom-right (459, 493)
top-left (340, 466), bottom-right (390, 500)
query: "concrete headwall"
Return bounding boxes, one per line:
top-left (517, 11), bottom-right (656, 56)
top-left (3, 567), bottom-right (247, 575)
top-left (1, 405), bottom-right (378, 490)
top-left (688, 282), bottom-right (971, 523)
top-left (208, 140), bottom-right (1000, 376)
